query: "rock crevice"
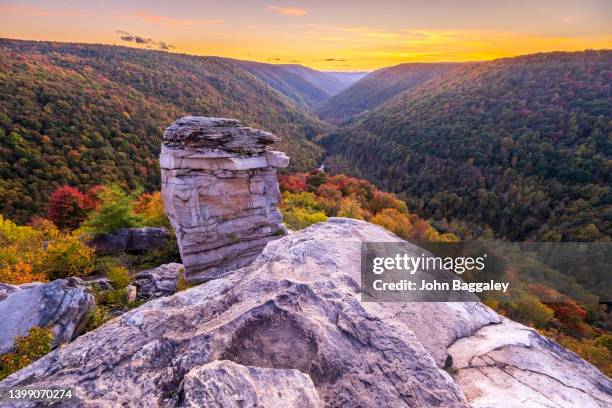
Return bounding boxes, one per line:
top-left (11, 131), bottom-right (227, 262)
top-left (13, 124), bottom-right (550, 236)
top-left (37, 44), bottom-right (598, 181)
top-left (161, 116), bottom-right (289, 283)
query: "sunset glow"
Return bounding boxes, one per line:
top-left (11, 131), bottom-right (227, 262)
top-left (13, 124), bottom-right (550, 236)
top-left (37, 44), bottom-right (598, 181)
top-left (1, 0), bottom-right (610, 70)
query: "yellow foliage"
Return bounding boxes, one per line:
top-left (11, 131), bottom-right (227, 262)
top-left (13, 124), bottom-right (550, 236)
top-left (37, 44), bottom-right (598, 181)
top-left (107, 265), bottom-right (131, 289)
top-left (133, 192), bottom-right (169, 228)
top-left (337, 197), bottom-right (365, 220)
top-left (0, 326), bottom-right (53, 380)
top-left (0, 215), bottom-right (95, 283)
top-left (371, 208), bottom-right (413, 239)
top-left (0, 262), bottom-right (47, 285)
top-left (282, 207), bottom-right (327, 230)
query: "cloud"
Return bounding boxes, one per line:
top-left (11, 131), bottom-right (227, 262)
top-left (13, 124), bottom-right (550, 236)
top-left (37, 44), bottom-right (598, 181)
top-left (157, 41), bottom-right (173, 50)
top-left (136, 11), bottom-right (223, 27)
top-left (268, 6), bottom-right (307, 17)
top-left (562, 14), bottom-right (593, 23)
top-left (116, 31), bottom-right (174, 50)
top-left (322, 58), bottom-right (347, 62)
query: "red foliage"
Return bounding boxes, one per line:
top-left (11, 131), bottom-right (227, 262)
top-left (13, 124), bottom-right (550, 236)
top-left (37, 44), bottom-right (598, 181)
top-left (46, 186), bottom-right (94, 229)
top-left (279, 173), bottom-right (308, 193)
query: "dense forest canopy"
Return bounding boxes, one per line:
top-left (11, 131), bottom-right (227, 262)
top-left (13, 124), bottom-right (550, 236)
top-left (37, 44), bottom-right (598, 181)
top-left (321, 51), bottom-right (612, 241)
top-left (0, 39), bottom-right (327, 223)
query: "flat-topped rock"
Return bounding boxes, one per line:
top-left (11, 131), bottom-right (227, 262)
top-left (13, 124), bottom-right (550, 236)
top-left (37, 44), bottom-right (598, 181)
top-left (162, 116), bottom-right (279, 155)
top-left (161, 117), bottom-right (288, 283)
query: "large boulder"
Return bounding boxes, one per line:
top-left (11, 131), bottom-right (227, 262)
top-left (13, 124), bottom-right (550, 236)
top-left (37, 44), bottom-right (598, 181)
top-left (449, 318), bottom-right (612, 408)
top-left (0, 220), bottom-right (610, 407)
top-left (181, 360), bottom-right (321, 408)
top-left (92, 227), bottom-right (170, 254)
top-left (161, 116), bottom-right (289, 283)
top-left (133, 262), bottom-right (183, 300)
top-left (0, 277), bottom-right (94, 354)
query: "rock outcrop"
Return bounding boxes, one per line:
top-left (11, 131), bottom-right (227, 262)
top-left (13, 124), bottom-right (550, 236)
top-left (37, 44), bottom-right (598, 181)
top-left (160, 116), bottom-right (289, 283)
top-left (0, 278), bottom-right (94, 354)
top-left (133, 262), bottom-right (183, 300)
top-left (449, 318), bottom-right (612, 408)
top-left (92, 227), bottom-right (170, 253)
top-left (1, 220), bottom-right (610, 407)
top-left (180, 360), bottom-right (321, 408)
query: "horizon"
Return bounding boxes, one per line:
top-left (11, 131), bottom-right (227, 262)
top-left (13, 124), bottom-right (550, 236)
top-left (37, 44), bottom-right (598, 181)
top-left (1, 0), bottom-right (610, 71)
top-left (2, 36), bottom-right (610, 74)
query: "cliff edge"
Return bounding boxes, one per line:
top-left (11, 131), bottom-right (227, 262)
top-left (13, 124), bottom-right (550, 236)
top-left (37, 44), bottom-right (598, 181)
top-left (1, 219), bottom-right (610, 407)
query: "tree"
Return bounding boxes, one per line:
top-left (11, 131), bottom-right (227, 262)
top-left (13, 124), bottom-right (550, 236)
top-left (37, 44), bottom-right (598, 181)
top-left (82, 185), bottom-right (143, 237)
top-left (46, 186), bottom-right (94, 229)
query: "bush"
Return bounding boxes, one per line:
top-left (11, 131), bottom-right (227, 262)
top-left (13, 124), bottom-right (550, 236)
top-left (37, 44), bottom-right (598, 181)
top-left (83, 305), bottom-right (112, 333)
top-left (46, 186), bottom-right (94, 230)
top-left (337, 197), bottom-right (365, 220)
top-left (0, 261), bottom-right (47, 285)
top-left (0, 326), bottom-right (53, 380)
top-left (133, 192), bottom-right (170, 228)
top-left (107, 265), bottom-right (131, 290)
top-left (42, 234), bottom-right (96, 279)
top-left (282, 208), bottom-right (327, 230)
top-left (0, 216), bottom-right (95, 283)
top-left (83, 185), bottom-right (143, 237)
top-left (511, 293), bottom-right (555, 328)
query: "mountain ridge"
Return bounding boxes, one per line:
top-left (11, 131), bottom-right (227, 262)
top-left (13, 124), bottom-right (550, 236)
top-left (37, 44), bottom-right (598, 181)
top-left (0, 38), bottom-right (327, 223)
top-left (320, 50), bottom-right (612, 241)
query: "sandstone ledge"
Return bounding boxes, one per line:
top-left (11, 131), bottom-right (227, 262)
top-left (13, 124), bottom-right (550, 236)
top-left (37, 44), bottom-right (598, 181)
top-left (2, 219), bottom-right (609, 407)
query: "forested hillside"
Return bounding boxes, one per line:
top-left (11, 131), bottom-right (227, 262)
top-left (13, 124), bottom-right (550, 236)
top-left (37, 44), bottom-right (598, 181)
top-left (0, 39), bottom-right (327, 223)
top-left (315, 63), bottom-right (456, 124)
top-left (321, 51), bottom-right (612, 241)
top-left (233, 62), bottom-right (363, 108)
top-left (232, 60), bottom-right (334, 108)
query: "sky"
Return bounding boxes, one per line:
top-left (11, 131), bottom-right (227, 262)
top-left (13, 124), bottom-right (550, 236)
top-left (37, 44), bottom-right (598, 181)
top-left (0, 0), bottom-right (610, 71)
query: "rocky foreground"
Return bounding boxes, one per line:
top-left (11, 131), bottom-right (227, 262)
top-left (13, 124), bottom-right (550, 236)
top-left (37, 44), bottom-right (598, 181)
top-left (1, 219), bottom-right (610, 407)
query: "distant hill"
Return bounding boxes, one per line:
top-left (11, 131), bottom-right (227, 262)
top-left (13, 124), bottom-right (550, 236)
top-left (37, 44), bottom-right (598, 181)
top-left (276, 65), bottom-right (358, 97)
top-left (315, 63), bottom-right (456, 124)
top-left (0, 39), bottom-right (327, 223)
top-left (323, 71), bottom-right (368, 89)
top-left (234, 62), bottom-right (362, 108)
top-left (320, 51), bottom-right (612, 241)
top-left (232, 61), bottom-right (332, 108)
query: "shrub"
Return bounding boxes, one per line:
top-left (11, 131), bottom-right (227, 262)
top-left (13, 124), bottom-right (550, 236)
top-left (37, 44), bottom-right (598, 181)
top-left (83, 185), bottom-right (143, 236)
top-left (0, 261), bottom-right (47, 285)
top-left (176, 267), bottom-right (192, 292)
top-left (369, 191), bottom-right (408, 214)
top-left (0, 326), bottom-right (53, 380)
top-left (133, 192), bottom-right (170, 228)
top-left (42, 234), bottom-right (96, 279)
top-left (107, 265), bottom-right (131, 290)
top-left (337, 197), bottom-right (365, 220)
top-left (46, 186), bottom-right (94, 230)
top-left (83, 305), bottom-right (112, 333)
top-left (279, 173), bottom-right (307, 192)
top-left (282, 207), bottom-right (327, 230)
top-left (371, 208), bottom-right (413, 239)
top-left (0, 216), bottom-right (95, 283)
top-left (511, 293), bottom-right (555, 328)
top-left (306, 170), bottom-right (328, 190)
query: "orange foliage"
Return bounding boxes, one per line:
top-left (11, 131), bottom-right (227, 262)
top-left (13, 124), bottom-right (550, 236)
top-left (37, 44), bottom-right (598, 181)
top-left (0, 262), bottom-right (47, 285)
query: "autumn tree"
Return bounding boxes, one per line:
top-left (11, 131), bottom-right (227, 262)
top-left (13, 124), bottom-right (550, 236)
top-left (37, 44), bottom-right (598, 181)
top-left (46, 185), bottom-right (94, 229)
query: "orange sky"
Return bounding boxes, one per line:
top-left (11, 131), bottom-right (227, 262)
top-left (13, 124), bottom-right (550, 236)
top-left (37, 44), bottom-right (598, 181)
top-left (0, 1), bottom-right (610, 70)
